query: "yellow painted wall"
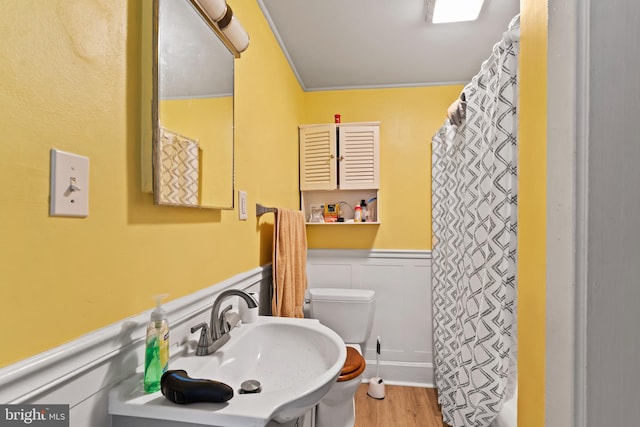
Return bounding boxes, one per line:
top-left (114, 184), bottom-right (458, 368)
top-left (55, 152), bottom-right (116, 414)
top-left (160, 97), bottom-right (234, 207)
top-left (0, 0), bottom-right (303, 368)
top-left (302, 86), bottom-right (463, 249)
top-left (518, 0), bottom-right (547, 425)
top-left (1, 9), bottom-right (548, 427)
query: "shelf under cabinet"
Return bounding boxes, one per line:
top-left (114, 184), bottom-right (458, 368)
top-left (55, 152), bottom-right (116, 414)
top-left (301, 189), bottom-right (380, 224)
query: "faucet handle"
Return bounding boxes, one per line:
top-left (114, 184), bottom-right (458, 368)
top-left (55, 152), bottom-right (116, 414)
top-left (225, 311), bottom-right (241, 331)
top-left (219, 305), bottom-right (233, 335)
top-left (190, 322), bottom-right (213, 356)
top-left (190, 322), bottom-right (208, 334)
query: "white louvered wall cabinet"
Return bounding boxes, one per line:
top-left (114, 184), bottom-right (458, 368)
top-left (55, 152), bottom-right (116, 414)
top-left (299, 122), bottom-right (380, 225)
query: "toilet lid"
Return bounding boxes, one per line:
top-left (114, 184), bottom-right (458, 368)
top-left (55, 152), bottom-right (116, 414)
top-left (338, 347), bottom-right (366, 382)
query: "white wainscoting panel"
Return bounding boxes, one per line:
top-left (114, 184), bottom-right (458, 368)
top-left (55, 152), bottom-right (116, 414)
top-left (307, 249), bottom-right (433, 387)
top-left (0, 266), bottom-right (272, 427)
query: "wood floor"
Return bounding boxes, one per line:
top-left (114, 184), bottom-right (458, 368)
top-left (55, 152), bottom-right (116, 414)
top-left (354, 384), bottom-right (451, 427)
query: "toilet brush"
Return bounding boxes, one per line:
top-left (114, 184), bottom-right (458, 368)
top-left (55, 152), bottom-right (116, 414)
top-left (367, 336), bottom-right (385, 400)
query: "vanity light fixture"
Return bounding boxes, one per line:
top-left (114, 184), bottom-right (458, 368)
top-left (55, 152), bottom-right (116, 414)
top-left (190, 0), bottom-right (249, 57)
top-left (197, 0), bottom-right (227, 21)
top-left (424, 0), bottom-right (485, 24)
top-left (217, 6), bottom-right (250, 53)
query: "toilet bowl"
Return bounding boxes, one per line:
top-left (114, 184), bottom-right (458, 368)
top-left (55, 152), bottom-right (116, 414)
top-left (315, 345), bottom-right (366, 427)
top-left (306, 288), bottom-right (376, 427)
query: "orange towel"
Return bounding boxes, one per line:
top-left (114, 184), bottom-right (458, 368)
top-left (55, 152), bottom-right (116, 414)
top-left (272, 208), bottom-right (308, 318)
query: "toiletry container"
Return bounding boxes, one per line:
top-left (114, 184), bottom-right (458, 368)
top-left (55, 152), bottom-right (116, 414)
top-left (144, 295), bottom-right (170, 393)
top-left (365, 197), bottom-right (377, 222)
top-left (354, 205), bottom-right (362, 222)
top-left (306, 288), bottom-right (376, 427)
top-left (358, 200), bottom-right (367, 222)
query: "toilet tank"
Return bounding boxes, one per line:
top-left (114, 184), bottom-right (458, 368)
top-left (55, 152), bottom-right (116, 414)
top-left (308, 288), bottom-right (376, 344)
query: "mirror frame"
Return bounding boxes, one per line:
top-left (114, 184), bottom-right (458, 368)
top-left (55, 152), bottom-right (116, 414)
top-left (141, 0), bottom-right (237, 210)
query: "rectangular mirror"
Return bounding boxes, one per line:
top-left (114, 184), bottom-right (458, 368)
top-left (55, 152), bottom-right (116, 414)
top-left (142, 0), bottom-right (235, 209)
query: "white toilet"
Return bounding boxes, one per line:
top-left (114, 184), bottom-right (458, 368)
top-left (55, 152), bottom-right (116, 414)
top-left (306, 288), bottom-right (376, 427)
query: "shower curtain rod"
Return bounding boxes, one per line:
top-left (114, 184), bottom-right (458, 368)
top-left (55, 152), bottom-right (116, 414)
top-left (478, 14), bottom-right (521, 75)
top-left (447, 14), bottom-right (520, 126)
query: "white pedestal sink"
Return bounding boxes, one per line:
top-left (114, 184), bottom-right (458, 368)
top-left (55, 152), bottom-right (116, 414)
top-left (109, 316), bottom-right (346, 427)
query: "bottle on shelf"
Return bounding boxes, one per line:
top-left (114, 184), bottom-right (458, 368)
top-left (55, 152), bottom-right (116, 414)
top-left (360, 199), bottom-right (368, 222)
top-left (354, 204), bottom-right (362, 222)
top-left (366, 197), bottom-right (377, 222)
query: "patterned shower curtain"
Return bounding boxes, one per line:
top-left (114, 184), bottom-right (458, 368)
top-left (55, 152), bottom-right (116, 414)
top-left (431, 16), bottom-right (519, 427)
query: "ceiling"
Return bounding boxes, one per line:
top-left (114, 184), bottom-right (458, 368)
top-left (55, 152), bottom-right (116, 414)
top-left (257, 0), bottom-right (520, 91)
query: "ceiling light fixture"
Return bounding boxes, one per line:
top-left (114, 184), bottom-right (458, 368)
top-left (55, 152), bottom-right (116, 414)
top-left (190, 0), bottom-right (250, 56)
top-left (424, 0), bottom-right (485, 24)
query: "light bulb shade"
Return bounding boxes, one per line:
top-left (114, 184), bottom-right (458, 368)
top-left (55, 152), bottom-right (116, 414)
top-left (221, 16), bottom-right (249, 53)
top-left (198, 0), bottom-right (227, 22)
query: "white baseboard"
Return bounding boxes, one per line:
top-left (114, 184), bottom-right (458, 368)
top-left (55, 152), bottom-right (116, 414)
top-left (363, 360), bottom-right (434, 388)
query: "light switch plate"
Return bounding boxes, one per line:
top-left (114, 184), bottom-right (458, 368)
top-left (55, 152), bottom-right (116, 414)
top-left (238, 190), bottom-right (248, 220)
top-left (50, 149), bottom-right (89, 217)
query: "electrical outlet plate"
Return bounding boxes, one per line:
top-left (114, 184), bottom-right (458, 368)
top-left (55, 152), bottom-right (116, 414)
top-left (50, 149), bottom-right (89, 217)
top-left (238, 190), bottom-right (248, 220)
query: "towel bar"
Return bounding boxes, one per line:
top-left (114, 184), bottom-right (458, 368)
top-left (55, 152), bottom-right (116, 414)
top-left (256, 203), bottom-right (277, 217)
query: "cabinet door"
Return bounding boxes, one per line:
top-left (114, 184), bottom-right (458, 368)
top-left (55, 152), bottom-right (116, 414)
top-left (338, 125), bottom-right (380, 189)
top-left (300, 125), bottom-right (337, 190)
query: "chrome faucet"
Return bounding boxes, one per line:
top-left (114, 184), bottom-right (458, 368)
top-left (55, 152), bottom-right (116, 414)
top-left (190, 289), bottom-right (258, 356)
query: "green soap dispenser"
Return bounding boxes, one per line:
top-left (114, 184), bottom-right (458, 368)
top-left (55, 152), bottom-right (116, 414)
top-left (144, 294), bottom-right (170, 393)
